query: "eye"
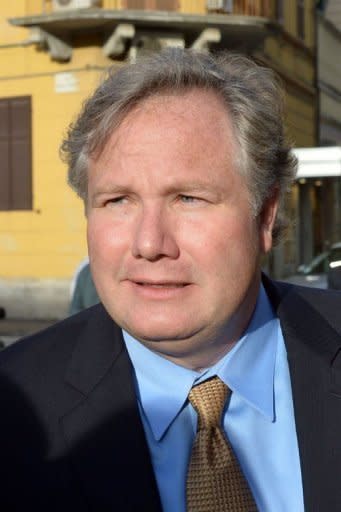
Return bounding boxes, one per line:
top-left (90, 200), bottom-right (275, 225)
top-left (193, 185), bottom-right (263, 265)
top-left (105, 196), bottom-right (127, 206)
top-left (179, 194), bottom-right (199, 203)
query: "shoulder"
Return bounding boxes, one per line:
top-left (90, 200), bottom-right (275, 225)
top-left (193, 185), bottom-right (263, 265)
top-left (263, 274), bottom-right (341, 334)
top-left (0, 303), bottom-right (125, 445)
top-left (0, 303), bottom-right (118, 379)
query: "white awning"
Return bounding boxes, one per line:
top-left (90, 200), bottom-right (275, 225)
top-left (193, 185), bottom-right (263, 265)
top-left (293, 146), bottom-right (341, 178)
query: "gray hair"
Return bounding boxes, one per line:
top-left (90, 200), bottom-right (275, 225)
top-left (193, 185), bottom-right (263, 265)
top-left (60, 48), bottom-right (297, 244)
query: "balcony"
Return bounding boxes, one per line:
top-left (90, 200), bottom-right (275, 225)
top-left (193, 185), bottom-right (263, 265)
top-left (9, 1), bottom-right (275, 61)
top-left (31, 1), bottom-right (273, 17)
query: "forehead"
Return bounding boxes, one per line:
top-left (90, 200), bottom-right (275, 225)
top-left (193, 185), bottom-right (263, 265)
top-left (96, 88), bottom-right (238, 167)
top-left (87, 88), bottom-right (252, 208)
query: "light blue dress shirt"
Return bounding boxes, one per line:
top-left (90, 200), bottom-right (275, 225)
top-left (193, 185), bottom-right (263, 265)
top-left (123, 285), bottom-right (304, 512)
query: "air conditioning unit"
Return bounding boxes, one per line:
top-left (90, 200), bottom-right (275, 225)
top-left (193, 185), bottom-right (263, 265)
top-left (207, 0), bottom-right (233, 12)
top-left (52, 0), bottom-right (101, 11)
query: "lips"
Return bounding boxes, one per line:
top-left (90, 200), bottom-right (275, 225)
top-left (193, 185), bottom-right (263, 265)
top-left (133, 281), bottom-right (188, 288)
top-left (120, 278), bottom-right (189, 302)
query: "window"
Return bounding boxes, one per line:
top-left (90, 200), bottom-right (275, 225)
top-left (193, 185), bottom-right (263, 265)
top-left (276, 0), bottom-right (284, 23)
top-left (297, 0), bottom-right (305, 40)
top-left (316, 0), bottom-right (327, 12)
top-left (0, 96), bottom-right (32, 211)
top-left (123, 0), bottom-right (179, 9)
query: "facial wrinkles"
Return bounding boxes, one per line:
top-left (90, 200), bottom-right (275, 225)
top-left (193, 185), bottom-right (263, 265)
top-left (92, 136), bottom-right (239, 212)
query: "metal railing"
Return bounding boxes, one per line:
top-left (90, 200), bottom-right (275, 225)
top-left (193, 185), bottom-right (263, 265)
top-left (31, 0), bottom-right (274, 17)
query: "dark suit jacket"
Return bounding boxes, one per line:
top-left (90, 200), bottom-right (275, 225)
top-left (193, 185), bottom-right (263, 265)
top-left (0, 277), bottom-right (341, 511)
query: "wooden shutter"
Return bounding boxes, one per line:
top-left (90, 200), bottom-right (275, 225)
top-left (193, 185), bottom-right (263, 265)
top-left (10, 97), bottom-right (32, 210)
top-left (0, 100), bottom-right (11, 210)
top-left (0, 96), bottom-right (32, 211)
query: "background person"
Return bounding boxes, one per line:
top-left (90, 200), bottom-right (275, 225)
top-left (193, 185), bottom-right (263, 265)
top-left (69, 261), bottom-right (99, 315)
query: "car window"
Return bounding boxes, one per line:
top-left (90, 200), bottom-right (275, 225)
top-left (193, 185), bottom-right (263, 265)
top-left (329, 248), bottom-right (341, 268)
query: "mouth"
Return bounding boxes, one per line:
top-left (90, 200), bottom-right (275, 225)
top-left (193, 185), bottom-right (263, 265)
top-left (125, 279), bottom-right (192, 299)
top-left (133, 281), bottom-right (189, 288)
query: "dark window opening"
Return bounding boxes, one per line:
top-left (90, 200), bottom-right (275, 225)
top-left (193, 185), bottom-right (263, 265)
top-left (276, 0), bottom-right (284, 23)
top-left (297, 0), bottom-right (305, 40)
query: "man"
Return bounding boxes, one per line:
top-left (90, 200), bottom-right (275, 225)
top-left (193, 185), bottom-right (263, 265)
top-left (0, 49), bottom-right (340, 511)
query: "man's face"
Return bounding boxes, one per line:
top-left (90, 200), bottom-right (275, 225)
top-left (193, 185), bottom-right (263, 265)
top-left (87, 89), bottom-right (277, 366)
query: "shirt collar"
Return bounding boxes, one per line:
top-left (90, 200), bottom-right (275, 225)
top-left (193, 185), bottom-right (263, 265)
top-left (123, 284), bottom-right (277, 441)
top-left (217, 284), bottom-right (277, 422)
top-left (123, 332), bottom-right (199, 440)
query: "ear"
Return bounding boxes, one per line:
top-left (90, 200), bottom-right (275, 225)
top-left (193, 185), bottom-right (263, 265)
top-left (259, 189), bottom-right (279, 254)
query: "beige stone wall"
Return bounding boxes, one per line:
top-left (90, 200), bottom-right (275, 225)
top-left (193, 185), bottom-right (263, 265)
top-left (318, 19), bottom-right (341, 93)
top-left (318, 17), bottom-right (341, 144)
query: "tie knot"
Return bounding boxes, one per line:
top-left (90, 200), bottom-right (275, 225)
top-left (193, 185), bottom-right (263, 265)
top-left (188, 377), bottom-right (230, 429)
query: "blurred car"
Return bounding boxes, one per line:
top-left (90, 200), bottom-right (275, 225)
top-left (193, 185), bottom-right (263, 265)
top-left (297, 242), bottom-right (341, 290)
top-left (327, 242), bottom-right (341, 290)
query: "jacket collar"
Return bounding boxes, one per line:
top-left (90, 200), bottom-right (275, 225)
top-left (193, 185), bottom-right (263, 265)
top-left (60, 305), bottom-right (162, 511)
top-left (264, 275), bottom-right (341, 511)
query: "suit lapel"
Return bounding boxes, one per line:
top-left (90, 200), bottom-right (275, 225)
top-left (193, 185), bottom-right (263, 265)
top-left (60, 306), bottom-right (162, 511)
top-left (265, 278), bottom-right (341, 512)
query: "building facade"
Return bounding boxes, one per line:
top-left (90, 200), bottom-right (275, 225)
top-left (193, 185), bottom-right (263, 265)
top-left (293, 0), bottom-right (341, 270)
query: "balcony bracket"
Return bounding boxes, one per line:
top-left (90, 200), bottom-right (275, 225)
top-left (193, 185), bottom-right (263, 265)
top-left (36, 28), bottom-right (72, 61)
top-left (103, 23), bottom-right (135, 58)
top-left (191, 28), bottom-right (221, 52)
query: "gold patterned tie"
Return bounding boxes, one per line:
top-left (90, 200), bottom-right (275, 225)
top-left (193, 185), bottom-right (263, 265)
top-left (186, 377), bottom-right (258, 512)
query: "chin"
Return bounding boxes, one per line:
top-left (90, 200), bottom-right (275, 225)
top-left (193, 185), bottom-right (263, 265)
top-left (122, 318), bottom-right (197, 344)
top-left (126, 325), bottom-right (182, 343)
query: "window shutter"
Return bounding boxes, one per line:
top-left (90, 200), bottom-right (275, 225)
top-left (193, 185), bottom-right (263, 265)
top-left (10, 97), bottom-right (32, 210)
top-left (0, 96), bottom-right (32, 211)
top-left (0, 100), bottom-right (11, 210)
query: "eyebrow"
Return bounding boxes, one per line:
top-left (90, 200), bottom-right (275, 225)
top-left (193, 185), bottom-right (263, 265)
top-left (164, 181), bottom-right (220, 192)
top-left (90, 178), bottom-right (226, 203)
top-left (160, 180), bottom-right (227, 199)
top-left (91, 185), bottom-right (132, 199)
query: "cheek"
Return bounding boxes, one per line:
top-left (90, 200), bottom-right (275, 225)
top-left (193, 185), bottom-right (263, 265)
top-left (177, 222), bottom-right (250, 289)
top-left (193, 213), bottom-right (258, 258)
top-left (87, 216), bottom-right (126, 264)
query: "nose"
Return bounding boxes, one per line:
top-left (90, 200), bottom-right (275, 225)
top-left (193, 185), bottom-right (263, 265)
top-left (131, 204), bottom-right (180, 261)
